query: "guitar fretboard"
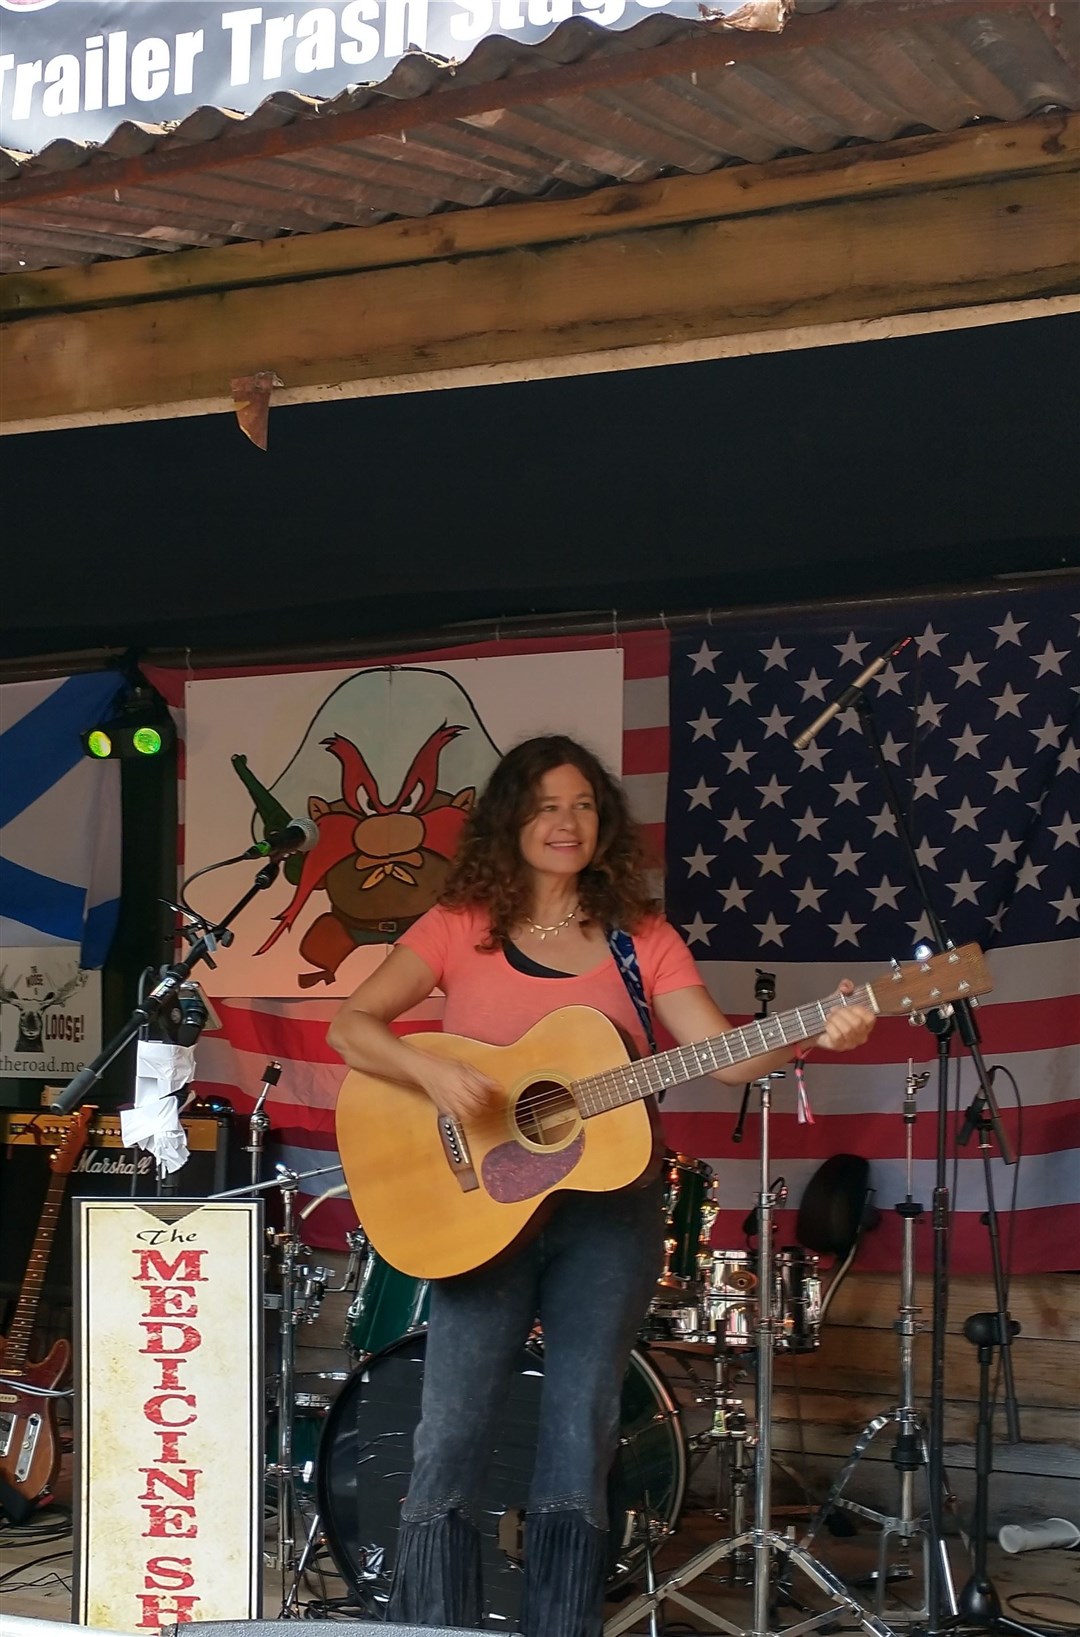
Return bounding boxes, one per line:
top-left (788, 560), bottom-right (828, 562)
top-left (572, 985), bottom-right (871, 1117)
top-left (2, 1173), bottom-right (67, 1376)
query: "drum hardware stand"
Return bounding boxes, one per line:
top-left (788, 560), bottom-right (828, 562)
top-left (795, 1066), bottom-right (958, 1625)
top-left (733, 970), bottom-right (775, 1145)
top-left (211, 1159), bottom-right (346, 1615)
top-left (245, 1058), bottom-right (281, 1186)
top-left (603, 1073), bottom-right (897, 1637)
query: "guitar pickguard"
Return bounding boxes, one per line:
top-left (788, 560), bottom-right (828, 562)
top-left (481, 1133), bottom-right (585, 1203)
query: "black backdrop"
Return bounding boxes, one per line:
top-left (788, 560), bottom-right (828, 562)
top-left (3, 312), bottom-right (1078, 666)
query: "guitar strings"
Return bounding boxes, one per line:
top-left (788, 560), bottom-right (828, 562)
top-left (425, 985), bottom-right (875, 1139)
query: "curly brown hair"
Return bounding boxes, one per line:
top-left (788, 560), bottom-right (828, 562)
top-left (441, 735), bottom-right (659, 947)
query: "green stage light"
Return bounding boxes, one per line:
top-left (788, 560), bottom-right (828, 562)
top-left (82, 683), bottom-right (174, 761)
top-left (131, 725), bottom-right (164, 756)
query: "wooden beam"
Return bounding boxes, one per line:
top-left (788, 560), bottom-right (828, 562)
top-left (3, 168), bottom-right (1078, 433)
top-left (3, 112), bottom-right (1076, 320)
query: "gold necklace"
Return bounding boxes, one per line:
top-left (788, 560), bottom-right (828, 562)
top-left (523, 905), bottom-right (578, 941)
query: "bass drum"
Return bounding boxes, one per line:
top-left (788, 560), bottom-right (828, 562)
top-left (317, 1330), bottom-right (686, 1624)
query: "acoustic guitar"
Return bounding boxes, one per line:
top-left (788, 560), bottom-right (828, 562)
top-left (0, 1106), bottom-right (93, 1511)
top-left (336, 945), bottom-right (992, 1279)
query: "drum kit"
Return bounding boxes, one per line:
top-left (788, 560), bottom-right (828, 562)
top-left (246, 1064), bottom-right (900, 1637)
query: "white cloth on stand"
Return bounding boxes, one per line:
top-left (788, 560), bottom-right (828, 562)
top-left (119, 1040), bottom-right (193, 1174)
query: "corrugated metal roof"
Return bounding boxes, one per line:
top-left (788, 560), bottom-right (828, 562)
top-left (1, 0), bottom-right (1077, 273)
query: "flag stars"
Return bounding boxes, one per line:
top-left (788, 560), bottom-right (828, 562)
top-left (828, 840), bottom-right (865, 877)
top-left (1014, 858), bottom-right (1046, 893)
top-left (685, 777), bottom-right (718, 810)
top-left (683, 913), bottom-right (717, 947)
top-left (684, 845), bottom-right (717, 878)
top-left (754, 913), bottom-right (789, 948)
top-left (719, 808), bottom-right (753, 843)
top-left (725, 672), bottom-right (756, 706)
top-left (879, 731), bottom-right (908, 766)
top-left (916, 622), bottom-right (946, 656)
top-left (949, 724), bottom-right (986, 760)
top-left (760, 637), bottom-right (794, 671)
top-left (793, 807), bottom-right (827, 841)
top-left (913, 766), bottom-right (946, 800)
top-left (835, 632), bottom-right (869, 666)
top-left (756, 774), bottom-right (791, 809)
top-left (719, 878), bottom-right (752, 913)
top-left (875, 662), bottom-right (906, 697)
top-left (1050, 885), bottom-right (1080, 924)
top-left (830, 770), bottom-right (868, 806)
top-left (950, 651), bottom-right (989, 688)
top-left (916, 694), bottom-right (946, 729)
top-left (1032, 640), bottom-right (1068, 678)
top-left (989, 610), bottom-right (1028, 647)
top-left (907, 909), bottom-right (935, 943)
top-left (868, 876), bottom-right (904, 911)
top-left (987, 757), bottom-right (1027, 794)
top-left (1059, 740), bottom-right (1080, 775)
top-left (1048, 812), bottom-right (1079, 848)
top-left (791, 877), bottom-right (826, 913)
top-left (689, 641), bottom-right (721, 674)
top-left (1031, 715), bottom-right (1065, 753)
top-left (724, 741), bottom-right (756, 775)
top-left (759, 704), bottom-right (794, 739)
top-left (797, 741), bottom-right (831, 772)
top-left (989, 682), bottom-right (1029, 719)
top-left (796, 668), bottom-right (830, 702)
top-left (915, 837), bottom-right (943, 872)
top-left (689, 707), bottom-right (721, 741)
top-left (829, 912), bottom-right (866, 948)
top-left (868, 802), bottom-right (898, 837)
top-left (947, 869), bottom-right (985, 907)
top-left (985, 830), bottom-right (1021, 867)
top-left (755, 843), bottom-right (790, 878)
top-left (947, 795), bottom-right (985, 832)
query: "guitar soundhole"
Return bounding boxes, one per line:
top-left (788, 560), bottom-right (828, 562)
top-left (513, 1080), bottom-right (579, 1150)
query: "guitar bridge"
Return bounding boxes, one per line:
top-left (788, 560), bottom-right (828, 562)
top-left (0, 1410), bottom-right (13, 1458)
top-left (438, 1116), bottom-right (479, 1193)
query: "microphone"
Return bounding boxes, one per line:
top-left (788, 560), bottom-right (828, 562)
top-left (793, 634), bottom-right (914, 750)
top-left (241, 816), bottom-right (319, 860)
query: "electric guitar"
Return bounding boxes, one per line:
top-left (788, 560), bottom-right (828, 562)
top-left (0, 1106), bottom-right (93, 1508)
top-left (336, 944), bottom-right (992, 1279)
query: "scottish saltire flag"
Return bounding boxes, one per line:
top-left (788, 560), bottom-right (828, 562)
top-left (663, 586), bottom-right (1079, 1274)
top-left (0, 674), bottom-right (126, 968)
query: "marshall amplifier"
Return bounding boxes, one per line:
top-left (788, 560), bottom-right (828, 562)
top-left (0, 1108), bottom-right (234, 1308)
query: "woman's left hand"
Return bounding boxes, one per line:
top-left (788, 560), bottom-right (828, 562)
top-left (815, 979), bottom-right (876, 1052)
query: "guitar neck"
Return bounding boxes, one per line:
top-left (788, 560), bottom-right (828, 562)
top-left (2, 1172), bottom-right (68, 1376)
top-left (573, 985), bottom-right (872, 1116)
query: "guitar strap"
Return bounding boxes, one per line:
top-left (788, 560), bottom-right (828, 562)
top-left (606, 927), bottom-right (658, 1056)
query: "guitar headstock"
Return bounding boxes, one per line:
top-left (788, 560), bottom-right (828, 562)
top-left (867, 944), bottom-right (992, 1019)
top-left (49, 1105), bottom-right (95, 1174)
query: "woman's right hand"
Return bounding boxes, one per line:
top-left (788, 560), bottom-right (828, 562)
top-left (415, 1054), bottom-right (502, 1122)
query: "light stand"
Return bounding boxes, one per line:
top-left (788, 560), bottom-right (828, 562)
top-left (603, 1074), bottom-right (897, 1637)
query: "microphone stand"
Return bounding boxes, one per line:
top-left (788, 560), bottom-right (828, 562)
top-left (733, 969), bottom-right (776, 1144)
top-left (53, 858), bottom-right (281, 1115)
top-left (843, 689), bottom-right (1021, 1637)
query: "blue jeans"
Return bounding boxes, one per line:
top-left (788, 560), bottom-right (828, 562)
top-left (386, 1178), bottom-right (665, 1635)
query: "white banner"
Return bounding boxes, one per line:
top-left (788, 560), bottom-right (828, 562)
top-left (74, 1199), bottom-right (263, 1630)
top-left (0, 945), bottom-right (100, 1079)
top-left (184, 651), bottom-right (624, 996)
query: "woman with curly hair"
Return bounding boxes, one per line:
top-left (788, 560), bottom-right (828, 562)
top-left (328, 734), bottom-right (874, 1636)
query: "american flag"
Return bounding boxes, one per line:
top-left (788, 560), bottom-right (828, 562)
top-left (662, 585), bottom-right (1079, 1274)
top-left (152, 589), bottom-right (1078, 1274)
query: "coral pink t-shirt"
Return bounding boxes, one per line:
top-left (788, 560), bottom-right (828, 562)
top-left (398, 903), bottom-right (703, 1056)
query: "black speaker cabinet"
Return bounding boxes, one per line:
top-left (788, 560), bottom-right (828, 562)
top-left (0, 1108), bottom-right (234, 1309)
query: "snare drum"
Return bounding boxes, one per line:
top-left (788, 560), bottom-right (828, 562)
top-left (657, 1154), bottom-right (718, 1292)
top-left (344, 1246), bottom-right (430, 1359)
top-left (648, 1246), bottom-right (822, 1353)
